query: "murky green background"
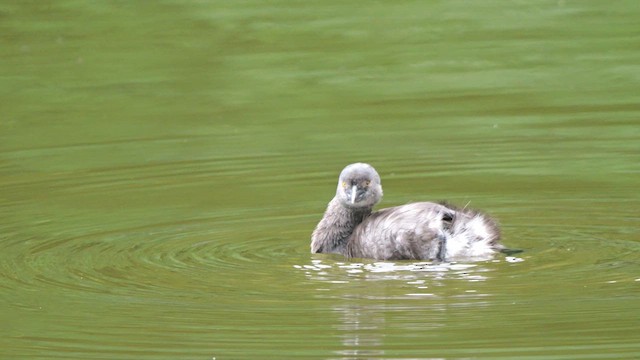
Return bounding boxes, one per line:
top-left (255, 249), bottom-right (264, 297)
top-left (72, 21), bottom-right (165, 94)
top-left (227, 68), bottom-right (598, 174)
top-left (2, 1), bottom-right (639, 359)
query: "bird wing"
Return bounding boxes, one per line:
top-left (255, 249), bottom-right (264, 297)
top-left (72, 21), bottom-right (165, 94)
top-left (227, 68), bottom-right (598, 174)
top-left (346, 202), bottom-right (454, 260)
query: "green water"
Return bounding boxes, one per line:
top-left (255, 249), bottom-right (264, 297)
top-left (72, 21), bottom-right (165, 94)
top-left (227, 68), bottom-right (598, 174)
top-left (2, 1), bottom-right (639, 359)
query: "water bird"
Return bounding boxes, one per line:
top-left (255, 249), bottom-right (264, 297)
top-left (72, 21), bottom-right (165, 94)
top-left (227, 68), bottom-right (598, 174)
top-left (311, 163), bottom-right (504, 261)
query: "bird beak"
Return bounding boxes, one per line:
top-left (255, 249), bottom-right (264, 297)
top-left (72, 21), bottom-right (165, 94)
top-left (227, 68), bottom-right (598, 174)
top-left (350, 185), bottom-right (357, 204)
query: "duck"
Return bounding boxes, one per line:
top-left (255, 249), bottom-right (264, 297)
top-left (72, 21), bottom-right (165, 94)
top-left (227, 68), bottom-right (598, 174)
top-left (311, 163), bottom-right (503, 261)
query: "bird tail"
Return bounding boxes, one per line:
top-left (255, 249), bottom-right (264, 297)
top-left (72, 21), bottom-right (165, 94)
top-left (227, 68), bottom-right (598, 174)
top-left (440, 202), bottom-right (503, 260)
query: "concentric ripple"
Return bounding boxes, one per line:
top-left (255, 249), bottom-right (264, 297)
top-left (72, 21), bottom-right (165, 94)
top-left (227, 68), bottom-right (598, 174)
top-left (0, 211), bottom-right (307, 301)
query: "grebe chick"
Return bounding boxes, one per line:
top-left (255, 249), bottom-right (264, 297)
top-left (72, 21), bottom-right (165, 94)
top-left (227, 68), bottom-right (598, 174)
top-left (311, 163), bottom-right (503, 261)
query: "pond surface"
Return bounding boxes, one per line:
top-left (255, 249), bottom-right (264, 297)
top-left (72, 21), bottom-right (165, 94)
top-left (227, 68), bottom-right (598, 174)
top-left (2, 1), bottom-right (639, 359)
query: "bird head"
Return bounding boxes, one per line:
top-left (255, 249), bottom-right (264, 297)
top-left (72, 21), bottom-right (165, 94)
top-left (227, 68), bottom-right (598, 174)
top-left (335, 163), bottom-right (383, 209)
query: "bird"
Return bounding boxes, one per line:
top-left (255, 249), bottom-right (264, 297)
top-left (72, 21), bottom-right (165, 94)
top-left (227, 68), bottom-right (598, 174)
top-left (311, 163), bottom-right (504, 262)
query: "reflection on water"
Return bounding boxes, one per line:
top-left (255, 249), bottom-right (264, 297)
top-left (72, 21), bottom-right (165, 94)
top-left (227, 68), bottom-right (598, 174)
top-left (295, 258), bottom-right (526, 359)
top-left (296, 260), bottom-right (493, 286)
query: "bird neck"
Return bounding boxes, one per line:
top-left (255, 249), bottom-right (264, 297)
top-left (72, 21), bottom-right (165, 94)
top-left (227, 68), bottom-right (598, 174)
top-left (311, 197), bottom-right (372, 255)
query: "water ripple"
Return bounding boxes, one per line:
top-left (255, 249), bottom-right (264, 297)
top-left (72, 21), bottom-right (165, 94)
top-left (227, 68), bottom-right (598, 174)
top-left (0, 214), bottom-right (306, 299)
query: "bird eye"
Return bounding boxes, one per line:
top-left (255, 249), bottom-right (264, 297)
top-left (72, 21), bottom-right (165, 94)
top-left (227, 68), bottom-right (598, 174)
top-left (342, 181), bottom-right (348, 188)
top-left (365, 180), bottom-right (371, 186)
